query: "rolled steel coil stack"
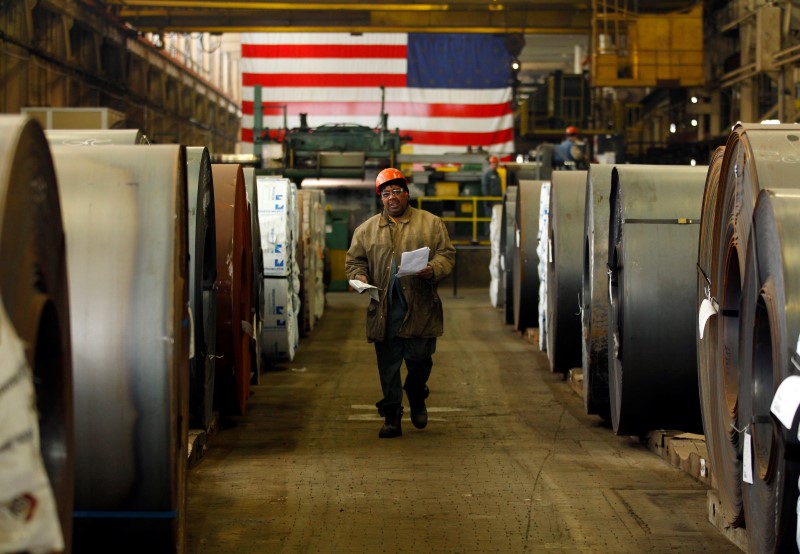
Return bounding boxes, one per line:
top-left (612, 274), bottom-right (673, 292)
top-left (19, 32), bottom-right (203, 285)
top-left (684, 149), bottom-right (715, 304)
top-left (500, 185), bottom-right (518, 325)
top-left (51, 143), bottom-right (189, 551)
top-left (243, 168), bottom-right (265, 381)
top-left (211, 164), bottom-right (254, 417)
top-left (186, 147), bottom-right (218, 431)
top-left (44, 128), bottom-right (149, 145)
top-left (697, 123), bottom-right (800, 552)
top-left (257, 176), bottom-right (300, 362)
top-left (739, 190), bottom-right (800, 553)
top-left (488, 204), bottom-right (504, 308)
top-left (311, 190), bottom-right (327, 322)
top-left (581, 164), bottom-right (614, 419)
top-left (297, 189), bottom-right (327, 336)
top-left (0, 115), bottom-right (73, 552)
top-left (546, 171), bottom-right (587, 372)
top-left (536, 181), bottom-right (550, 350)
top-left (513, 180), bottom-right (544, 333)
top-left (607, 164), bottom-right (707, 436)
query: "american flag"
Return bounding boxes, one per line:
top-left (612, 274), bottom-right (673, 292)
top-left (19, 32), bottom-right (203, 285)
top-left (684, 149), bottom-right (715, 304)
top-left (240, 33), bottom-right (515, 156)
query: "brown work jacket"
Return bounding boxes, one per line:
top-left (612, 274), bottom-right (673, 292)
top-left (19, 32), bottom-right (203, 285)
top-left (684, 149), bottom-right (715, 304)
top-left (345, 206), bottom-right (455, 342)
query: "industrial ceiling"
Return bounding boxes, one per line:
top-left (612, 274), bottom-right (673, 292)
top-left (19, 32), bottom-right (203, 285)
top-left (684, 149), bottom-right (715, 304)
top-left (104, 0), bottom-right (700, 34)
top-left (103, 0), bottom-right (701, 83)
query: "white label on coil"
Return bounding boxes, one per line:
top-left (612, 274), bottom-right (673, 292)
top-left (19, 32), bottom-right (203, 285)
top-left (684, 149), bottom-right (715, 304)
top-left (743, 431), bottom-right (754, 485)
top-left (698, 298), bottom-right (718, 340)
top-left (548, 238), bottom-right (553, 263)
top-left (700, 458), bottom-right (707, 478)
top-left (771, 375), bottom-right (800, 429)
top-left (515, 229), bottom-right (520, 249)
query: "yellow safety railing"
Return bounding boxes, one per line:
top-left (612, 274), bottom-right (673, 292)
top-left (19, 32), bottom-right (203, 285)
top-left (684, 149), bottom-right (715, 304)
top-left (416, 195), bottom-right (503, 245)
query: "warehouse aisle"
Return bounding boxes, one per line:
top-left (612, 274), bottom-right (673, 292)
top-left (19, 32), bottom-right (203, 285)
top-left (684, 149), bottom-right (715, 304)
top-left (185, 289), bottom-right (739, 553)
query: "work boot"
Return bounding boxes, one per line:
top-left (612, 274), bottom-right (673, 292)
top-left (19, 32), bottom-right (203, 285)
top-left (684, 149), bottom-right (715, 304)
top-left (379, 406), bottom-right (403, 438)
top-left (409, 396), bottom-right (428, 429)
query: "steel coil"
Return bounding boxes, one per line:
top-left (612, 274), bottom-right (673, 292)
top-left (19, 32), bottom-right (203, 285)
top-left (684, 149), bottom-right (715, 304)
top-left (51, 144), bottom-right (189, 552)
top-left (739, 191), bottom-right (800, 553)
top-left (0, 115), bottom-right (74, 551)
top-left (703, 124), bottom-right (800, 529)
top-left (696, 146), bottom-right (746, 526)
top-left (608, 164), bottom-right (707, 435)
top-left (44, 128), bottom-right (148, 145)
top-left (546, 171), bottom-right (587, 373)
top-left (513, 180), bottom-right (544, 332)
top-left (211, 164), bottom-right (253, 416)
top-left (186, 147), bottom-right (217, 430)
top-left (243, 167), bottom-right (263, 381)
top-left (581, 164), bottom-right (614, 418)
top-left (501, 186), bottom-right (518, 325)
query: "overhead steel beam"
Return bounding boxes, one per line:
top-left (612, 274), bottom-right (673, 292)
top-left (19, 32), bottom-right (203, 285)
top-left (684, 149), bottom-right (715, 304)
top-left (110, 3), bottom-right (591, 33)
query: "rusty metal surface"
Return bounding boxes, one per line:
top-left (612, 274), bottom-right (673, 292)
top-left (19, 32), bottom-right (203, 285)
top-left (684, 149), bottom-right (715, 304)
top-left (512, 180), bottom-right (543, 332)
top-left (581, 164), bottom-right (613, 418)
top-left (695, 146), bottom-right (744, 527)
top-left (546, 170), bottom-right (586, 373)
top-left (701, 124), bottom-right (800, 531)
top-left (186, 146), bottom-right (217, 430)
top-left (211, 164), bottom-right (253, 416)
top-left (243, 167), bottom-right (263, 382)
top-left (607, 164), bottom-right (707, 436)
top-left (0, 115), bottom-right (74, 550)
top-left (739, 190), bottom-right (800, 553)
top-left (51, 144), bottom-right (189, 551)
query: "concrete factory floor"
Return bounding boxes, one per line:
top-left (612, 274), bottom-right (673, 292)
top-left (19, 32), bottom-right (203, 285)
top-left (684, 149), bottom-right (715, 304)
top-left (185, 289), bottom-right (740, 553)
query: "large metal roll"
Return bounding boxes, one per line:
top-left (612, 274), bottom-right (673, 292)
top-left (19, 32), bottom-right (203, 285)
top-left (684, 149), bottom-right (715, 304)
top-left (581, 164), bottom-right (614, 418)
top-left (186, 147), bottom-right (217, 430)
top-left (0, 115), bottom-right (73, 551)
top-left (501, 185), bottom-right (518, 325)
top-left (696, 146), bottom-right (746, 527)
top-left (739, 190), bottom-right (800, 553)
top-left (51, 144), bottom-right (189, 552)
top-left (607, 164), bottom-right (707, 435)
top-left (44, 128), bottom-right (148, 145)
top-left (546, 170), bottom-right (587, 373)
top-left (211, 164), bottom-right (253, 416)
top-left (243, 167), bottom-right (264, 382)
top-left (703, 124), bottom-right (800, 528)
top-left (512, 180), bottom-right (544, 332)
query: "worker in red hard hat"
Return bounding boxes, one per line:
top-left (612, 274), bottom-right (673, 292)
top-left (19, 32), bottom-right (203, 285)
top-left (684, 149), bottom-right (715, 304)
top-left (552, 126), bottom-right (586, 169)
top-left (346, 167), bottom-right (455, 438)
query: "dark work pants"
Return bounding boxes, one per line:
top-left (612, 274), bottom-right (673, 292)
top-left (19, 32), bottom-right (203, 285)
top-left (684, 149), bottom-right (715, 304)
top-left (374, 283), bottom-right (436, 415)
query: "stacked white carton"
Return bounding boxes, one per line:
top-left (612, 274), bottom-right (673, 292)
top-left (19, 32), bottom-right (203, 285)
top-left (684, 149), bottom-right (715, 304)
top-left (257, 177), bottom-right (299, 361)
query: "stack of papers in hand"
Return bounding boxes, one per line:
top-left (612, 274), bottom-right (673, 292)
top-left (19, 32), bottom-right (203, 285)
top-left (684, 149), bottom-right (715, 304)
top-left (349, 280), bottom-right (380, 302)
top-left (396, 247), bottom-right (430, 278)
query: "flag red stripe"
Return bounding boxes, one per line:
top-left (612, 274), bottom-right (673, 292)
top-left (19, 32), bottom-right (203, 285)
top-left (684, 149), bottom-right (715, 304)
top-left (241, 44), bottom-right (407, 59)
top-left (241, 101), bottom-right (510, 119)
top-left (242, 73), bottom-right (407, 88)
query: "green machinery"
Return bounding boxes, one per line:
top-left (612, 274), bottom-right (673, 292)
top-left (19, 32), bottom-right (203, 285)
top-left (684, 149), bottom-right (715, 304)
top-left (252, 86), bottom-right (407, 180)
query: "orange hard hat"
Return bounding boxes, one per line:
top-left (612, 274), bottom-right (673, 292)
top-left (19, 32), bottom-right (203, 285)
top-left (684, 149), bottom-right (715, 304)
top-left (375, 168), bottom-right (407, 194)
top-left (566, 126), bottom-right (579, 136)
top-left (489, 156), bottom-right (499, 164)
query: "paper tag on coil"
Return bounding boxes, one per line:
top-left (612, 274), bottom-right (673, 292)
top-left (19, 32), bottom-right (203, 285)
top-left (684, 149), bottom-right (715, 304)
top-left (698, 298), bottom-right (718, 340)
top-left (743, 431), bottom-right (754, 485)
top-left (771, 375), bottom-right (800, 430)
top-left (548, 238), bottom-right (553, 263)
